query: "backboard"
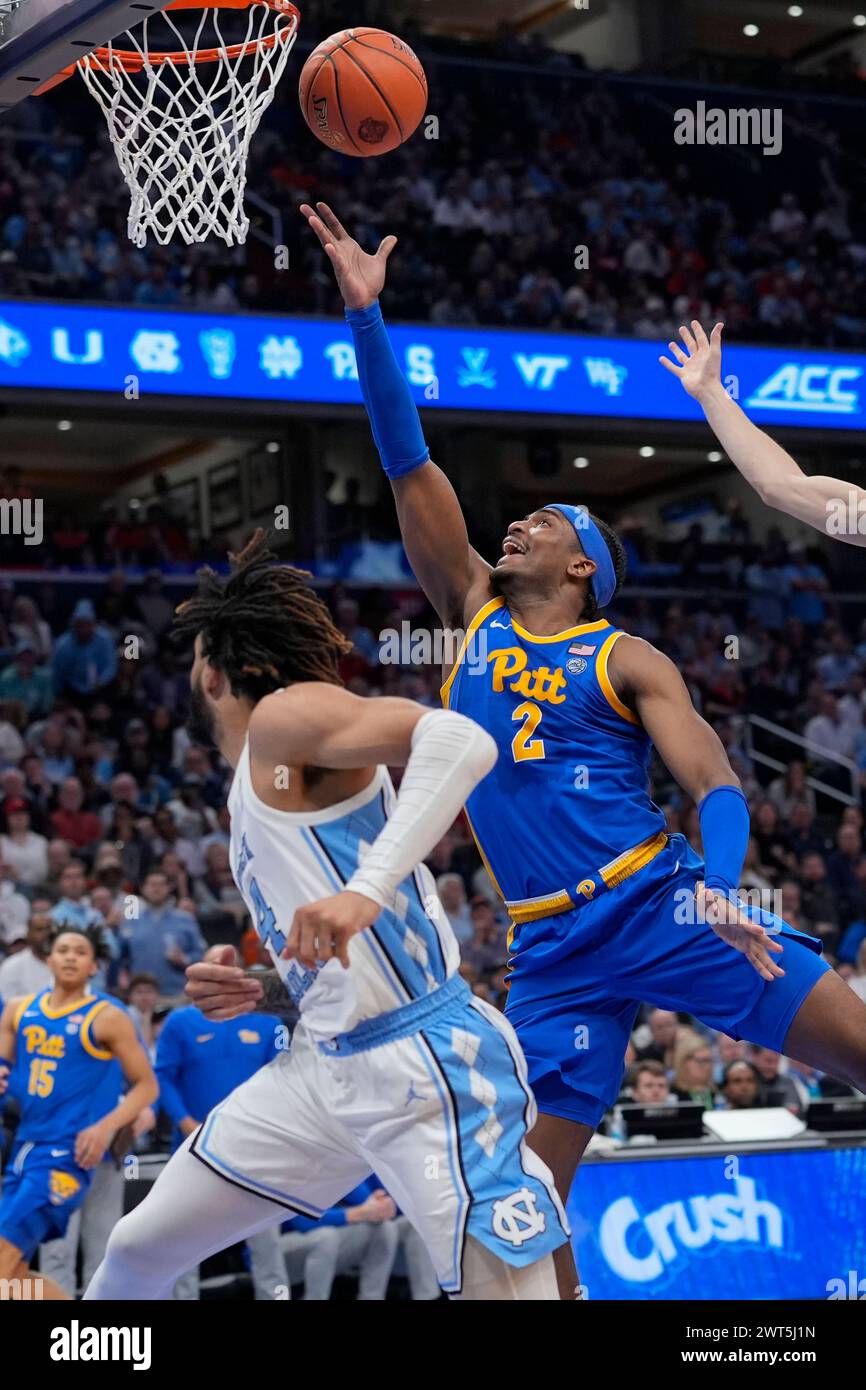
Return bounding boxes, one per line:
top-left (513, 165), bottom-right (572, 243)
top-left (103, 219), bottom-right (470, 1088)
top-left (0, 0), bottom-right (171, 109)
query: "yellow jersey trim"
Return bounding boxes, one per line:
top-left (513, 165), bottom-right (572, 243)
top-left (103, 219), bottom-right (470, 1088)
top-left (11, 993), bottom-right (36, 1031)
top-left (510, 616), bottom-right (608, 645)
top-left (79, 999), bottom-right (112, 1061)
top-left (596, 631), bottom-right (640, 726)
top-left (600, 831), bottom-right (668, 889)
top-left (461, 804), bottom-right (519, 954)
top-left (40, 993), bottom-right (98, 1020)
top-left (464, 806), bottom-right (507, 905)
top-left (440, 596), bottom-right (505, 707)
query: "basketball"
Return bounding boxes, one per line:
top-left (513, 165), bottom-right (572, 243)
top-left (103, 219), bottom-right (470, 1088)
top-left (299, 27), bottom-right (427, 158)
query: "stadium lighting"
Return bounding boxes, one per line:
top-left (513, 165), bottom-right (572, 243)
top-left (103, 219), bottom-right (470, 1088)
top-left (788, 5), bottom-right (803, 15)
top-left (855, 13), bottom-right (866, 25)
top-left (57, 419), bottom-right (72, 431)
top-left (265, 441), bottom-right (280, 453)
top-left (640, 446), bottom-right (656, 458)
top-left (708, 451), bottom-right (723, 463)
top-left (573, 456), bottom-right (590, 469)
top-left (743, 23), bottom-right (760, 36)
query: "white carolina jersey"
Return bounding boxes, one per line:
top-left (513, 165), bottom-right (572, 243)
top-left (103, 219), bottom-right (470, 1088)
top-left (228, 738), bottom-right (460, 1040)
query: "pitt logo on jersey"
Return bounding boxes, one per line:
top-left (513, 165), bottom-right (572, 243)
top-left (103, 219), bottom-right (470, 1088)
top-left (22, 1025), bottom-right (65, 1060)
top-left (488, 648), bottom-right (568, 704)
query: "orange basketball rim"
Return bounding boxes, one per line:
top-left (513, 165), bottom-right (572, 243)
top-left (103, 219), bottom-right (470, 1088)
top-left (36, 0), bottom-right (300, 91)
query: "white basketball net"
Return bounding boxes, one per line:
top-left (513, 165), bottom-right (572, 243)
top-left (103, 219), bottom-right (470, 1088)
top-left (76, 2), bottom-right (299, 247)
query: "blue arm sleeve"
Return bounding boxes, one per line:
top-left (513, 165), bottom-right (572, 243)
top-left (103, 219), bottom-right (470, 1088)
top-left (287, 1206), bottom-right (349, 1232)
top-left (345, 301), bottom-right (429, 479)
top-left (698, 785), bottom-right (751, 894)
top-left (316, 1207), bottom-right (350, 1228)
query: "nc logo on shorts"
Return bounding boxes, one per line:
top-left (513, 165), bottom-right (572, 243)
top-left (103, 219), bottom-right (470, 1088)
top-left (492, 1187), bottom-right (546, 1247)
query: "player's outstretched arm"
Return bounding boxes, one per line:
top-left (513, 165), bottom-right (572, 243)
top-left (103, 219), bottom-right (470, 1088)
top-left (251, 681), bottom-right (478, 769)
top-left (609, 637), bottom-right (784, 982)
top-left (250, 683), bottom-right (497, 967)
top-left (660, 321), bottom-right (866, 547)
top-left (299, 201), bottom-right (492, 625)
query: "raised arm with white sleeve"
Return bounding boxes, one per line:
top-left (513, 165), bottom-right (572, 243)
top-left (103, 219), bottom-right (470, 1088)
top-left (345, 708), bottom-right (497, 908)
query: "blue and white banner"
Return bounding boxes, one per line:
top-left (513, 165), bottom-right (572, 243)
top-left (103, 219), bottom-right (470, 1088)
top-left (569, 1145), bottom-right (866, 1300)
top-left (0, 300), bottom-right (863, 429)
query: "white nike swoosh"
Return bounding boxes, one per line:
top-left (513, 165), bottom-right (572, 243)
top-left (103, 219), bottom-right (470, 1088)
top-left (51, 1149), bottom-right (69, 1158)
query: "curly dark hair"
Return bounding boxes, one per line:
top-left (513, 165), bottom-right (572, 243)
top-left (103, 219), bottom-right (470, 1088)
top-left (579, 513), bottom-right (628, 622)
top-left (47, 921), bottom-right (112, 963)
top-left (172, 530), bottom-right (353, 702)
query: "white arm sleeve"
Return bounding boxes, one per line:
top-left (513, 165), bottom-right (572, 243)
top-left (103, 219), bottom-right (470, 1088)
top-left (345, 709), bottom-right (497, 908)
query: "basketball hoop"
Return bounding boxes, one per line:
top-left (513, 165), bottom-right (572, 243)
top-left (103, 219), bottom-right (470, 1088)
top-left (66, 0), bottom-right (300, 247)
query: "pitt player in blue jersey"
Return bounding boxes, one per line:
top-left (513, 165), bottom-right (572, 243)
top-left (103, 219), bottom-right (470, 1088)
top-left (302, 200), bottom-right (866, 1298)
top-left (0, 924), bottom-right (157, 1300)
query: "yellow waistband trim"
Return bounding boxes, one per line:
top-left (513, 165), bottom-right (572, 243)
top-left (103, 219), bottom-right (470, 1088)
top-left (506, 889), bottom-right (575, 926)
top-left (600, 830), bottom-right (669, 889)
top-left (506, 831), bottom-right (668, 924)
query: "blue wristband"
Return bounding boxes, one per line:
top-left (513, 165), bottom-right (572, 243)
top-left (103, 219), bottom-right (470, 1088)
top-left (345, 302), bottom-right (430, 479)
top-left (698, 785), bottom-right (750, 894)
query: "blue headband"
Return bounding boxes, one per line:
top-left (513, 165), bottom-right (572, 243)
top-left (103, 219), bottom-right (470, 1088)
top-left (543, 504), bottom-right (617, 609)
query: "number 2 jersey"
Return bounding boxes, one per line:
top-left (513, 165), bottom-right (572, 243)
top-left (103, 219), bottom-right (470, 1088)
top-left (227, 738), bottom-right (459, 1041)
top-left (442, 597), bottom-right (667, 911)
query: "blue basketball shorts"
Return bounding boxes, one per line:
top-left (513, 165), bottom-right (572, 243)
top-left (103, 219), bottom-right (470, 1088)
top-left (505, 835), bottom-right (830, 1129)
top-left (0, 1139), bottom-right (92, 1260)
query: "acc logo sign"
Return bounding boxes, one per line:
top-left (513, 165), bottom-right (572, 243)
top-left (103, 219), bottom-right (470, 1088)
top-left (745, 363), bottom-right (860, 415)
top-left (492, 1187), bottom-right (547, 1247)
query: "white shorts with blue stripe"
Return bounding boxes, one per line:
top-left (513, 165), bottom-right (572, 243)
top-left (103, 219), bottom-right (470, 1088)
top-left (191, 976), bottom-right (569, 1293)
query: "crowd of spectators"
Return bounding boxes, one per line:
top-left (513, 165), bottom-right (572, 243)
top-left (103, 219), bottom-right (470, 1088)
top-left (618, 1013), bottom-right (860, 1128)
top-left (3, 17), bottom-right (866, 346)
top-left (1, 508), bottom-right (865, 1054)
top-left (1, 492), bottom-right (866, 1292)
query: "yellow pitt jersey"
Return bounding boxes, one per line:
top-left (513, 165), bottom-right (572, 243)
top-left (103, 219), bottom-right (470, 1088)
top-left (10, 989), bottom-right (113, 1145)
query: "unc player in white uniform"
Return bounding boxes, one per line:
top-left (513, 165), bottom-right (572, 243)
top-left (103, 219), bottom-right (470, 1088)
top-left (85, 534), bottom-right (568, 1300)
